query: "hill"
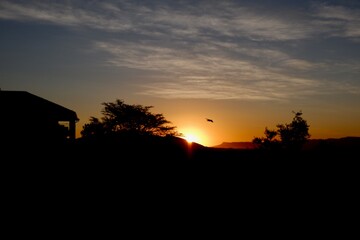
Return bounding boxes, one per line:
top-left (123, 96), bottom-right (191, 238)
top-left (3, 135), bottom-right (359, 163)
top-left (303, 136), bottom-right (360, 150)
top-left (212, 142), bottom-right (256, 149)
top-left (212, 137), bottom-right (360, 150)
top-left (3, 134), bottom-right (360, 187)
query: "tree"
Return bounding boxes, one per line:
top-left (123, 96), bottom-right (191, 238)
top-left (81, 117), bottom-right (106, 138)
top-left (252, 111), bottom-right (310, 151)
top-left (252, 127), bottom-right (280, 150)
top-left (276, 111), bottom-right (310, 150)
top-left (81, 99), bottom-right (180, 138)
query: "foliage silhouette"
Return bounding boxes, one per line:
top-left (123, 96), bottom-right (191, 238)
top-left (253, 111), bottom-right (310, 151)
top-left (81, 99), bottom-right (180, 139)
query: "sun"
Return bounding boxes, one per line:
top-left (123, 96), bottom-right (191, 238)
top-left (184, 133), bottom-right (199, 143)
top-left (180, 128), bottom-right (206, 145)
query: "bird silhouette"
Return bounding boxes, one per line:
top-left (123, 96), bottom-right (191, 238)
top-left (206, 118), bottom-right (214, 123)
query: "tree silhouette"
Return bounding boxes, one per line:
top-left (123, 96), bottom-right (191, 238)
top-left (252, 127), bottom-right (280, 150)
top-left (277, 111), bottom-right (310, 150)
top-left (81, 117), bottom-right (106, 138)
top-left (81, 99), bottom-right (180, 138)
top-left (253, 111), bottom-right (310, 151)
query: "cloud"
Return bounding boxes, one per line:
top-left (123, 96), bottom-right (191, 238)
top-left (0, 1), bottom-right (133, 31)
top-left (313, 4), bottom-right (360, 38)
top-left (95, 40), bottom-right (322, 101)
top-left (2, 1), bottom-right (359, 42)
top-left (1, 1), bottom-right (359, 100)
top-left (0, 1), bottom-right (318, 41)
top-left (2, 1), bottom-right (359, 41)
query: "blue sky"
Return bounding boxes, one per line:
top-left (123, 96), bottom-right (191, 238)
top-left (1, 0), bottom-right (360, 145)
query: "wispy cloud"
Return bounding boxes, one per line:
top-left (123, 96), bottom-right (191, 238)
top-left (313, 3), bottom-right (360, 38)
top-left (2, 1), bottom-right (359, 40)
top-left (95, 40), bottom-right (322, 100)
top-left (0, 1), bottom-right (133, 31)
top-left (1, 0), bottom-right (359, 100)
top-left (0, 1), bottom-right (321, 40)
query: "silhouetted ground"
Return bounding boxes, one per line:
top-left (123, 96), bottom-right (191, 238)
top-left (3, 135), bottom-right (359, 159)
top-left (2, 135), bottom-right (358, 209)
top-left (3, 135), bottom-right (359, 164)
top-left (3, 136), bottom-right (358, 239)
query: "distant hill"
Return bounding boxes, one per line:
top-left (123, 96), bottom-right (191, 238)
top-left (303, 136), bottom-right (360, 150)
top-left (212, 142), bottom-right (256, 149)
top-left (4, 133), bottom-right (359, 163)
top-left (212, 137), bottom-right (360, 150)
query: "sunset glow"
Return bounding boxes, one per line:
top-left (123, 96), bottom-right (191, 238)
top-left (1, 0), bottom-right (360, 146)
top-left (180, 128), bottom-right (206, 145)
top-left (183, 134), bottom-right (198, 144)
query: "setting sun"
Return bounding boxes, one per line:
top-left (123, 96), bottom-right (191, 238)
top-left (183, 134), bottom-right (198, 143)
top-left (2, 0), bottom-right (360, 161)
top-left (180, 128), bottom-right (207, 145)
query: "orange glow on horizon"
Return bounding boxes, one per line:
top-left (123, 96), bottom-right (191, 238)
top-left (182, 133), bottom-right (198, 143)
top-left (180, 128), bottom-right (206, 146)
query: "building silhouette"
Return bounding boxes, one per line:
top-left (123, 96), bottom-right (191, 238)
top-left (0, 90), bottom-right (79, 145)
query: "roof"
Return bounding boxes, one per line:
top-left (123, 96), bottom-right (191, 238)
top-left (0, 90), bottom-right (79, 121)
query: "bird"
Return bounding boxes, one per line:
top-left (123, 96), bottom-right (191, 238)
top-left (206, 118), bottom-right (214, 123)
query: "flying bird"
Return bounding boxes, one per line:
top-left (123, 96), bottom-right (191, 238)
top-left (206, 118), bottom-right (214, 123)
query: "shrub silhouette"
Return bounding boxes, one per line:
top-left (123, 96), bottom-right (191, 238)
top-left (252, 127), bottom-right (281, 150)
top-left (81, 99), bottom-right (180, 139)
top-left (253, 111), bottom-right (310, 151)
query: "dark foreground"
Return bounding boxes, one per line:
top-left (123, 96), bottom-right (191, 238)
top-left (3, 138), bottom-right (358, 193)
top-left (4, 135), bottom-right (359, 160)
top-left (3, 135), bottom-right (358, 167)
top-left (1, 135), bottom-right (360, 223)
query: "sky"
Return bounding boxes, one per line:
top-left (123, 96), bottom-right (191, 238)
top-left (1, 0), bottom-right (360, 147)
